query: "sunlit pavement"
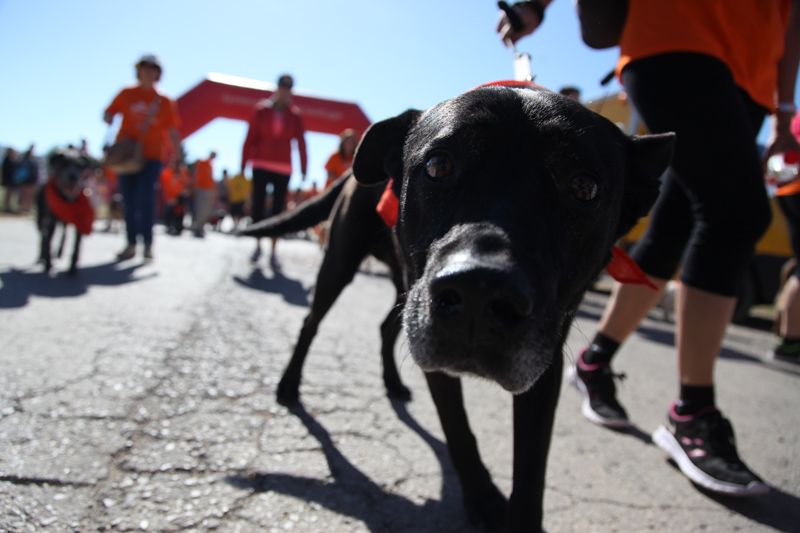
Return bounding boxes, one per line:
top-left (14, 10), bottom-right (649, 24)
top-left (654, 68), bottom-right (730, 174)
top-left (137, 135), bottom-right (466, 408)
top-left (1, 215), bottom-right (798, 532)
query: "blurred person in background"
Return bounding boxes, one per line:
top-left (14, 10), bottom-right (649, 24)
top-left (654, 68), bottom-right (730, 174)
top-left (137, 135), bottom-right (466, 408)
top-left (103, 53), bottom-right (181, 261)
top-left (241, 73), bottom-right (307, 266)
top-left (2, 147), bottom-right (18, 213)
top-left (191, 151), bottom-right (216, 237)
top-left (324, 128), bottom-right (357, 190)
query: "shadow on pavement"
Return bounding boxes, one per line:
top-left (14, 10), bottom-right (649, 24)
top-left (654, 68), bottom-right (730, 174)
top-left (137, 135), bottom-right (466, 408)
top-left (703, 486), bottom-right (800, 532)
top-left (225, 401), bottom-right (478, 532)
top-left (662, 460), bottom-right (800, 531)
top-left (608, 423), bottom-right (653, 446)
top-left (0, 261), bottom-right (155, 309)
top-left (233, 267), bottom-right (309, 307)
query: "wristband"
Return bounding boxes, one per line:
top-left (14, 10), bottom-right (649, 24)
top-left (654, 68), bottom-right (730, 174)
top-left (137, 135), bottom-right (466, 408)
top-left (777, 102), bottom-right (797, 113)
top-left (516, 0), bottom-right (545, 24)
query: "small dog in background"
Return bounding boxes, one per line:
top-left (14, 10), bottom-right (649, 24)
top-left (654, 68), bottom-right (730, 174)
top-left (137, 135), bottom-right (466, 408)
top-left (36, 149), bottom-right (94, 274)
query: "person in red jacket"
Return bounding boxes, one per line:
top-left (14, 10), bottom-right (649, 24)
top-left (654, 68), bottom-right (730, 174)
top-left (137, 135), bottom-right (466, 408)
top-left (241, 73), bottom-right (308, 265)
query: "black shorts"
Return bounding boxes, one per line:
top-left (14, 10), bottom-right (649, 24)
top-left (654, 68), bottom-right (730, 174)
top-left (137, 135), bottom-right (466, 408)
top-left (622, 53), bottom-right (770, 297)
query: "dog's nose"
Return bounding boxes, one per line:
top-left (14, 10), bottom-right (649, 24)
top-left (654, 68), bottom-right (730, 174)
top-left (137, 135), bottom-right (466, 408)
top-left (430, 265), bottom-right (533, 329)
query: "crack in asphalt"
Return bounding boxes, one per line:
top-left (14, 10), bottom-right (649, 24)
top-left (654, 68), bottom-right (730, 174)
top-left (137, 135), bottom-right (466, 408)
top-left (0, 474), bottom-right (93, 488)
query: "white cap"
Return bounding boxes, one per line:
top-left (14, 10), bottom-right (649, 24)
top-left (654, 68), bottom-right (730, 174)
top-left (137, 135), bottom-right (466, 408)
top-left (136, 54), bottom-right (162, 70)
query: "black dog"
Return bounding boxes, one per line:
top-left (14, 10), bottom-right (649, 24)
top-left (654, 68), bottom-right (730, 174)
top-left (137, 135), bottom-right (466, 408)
top-left (36, 149), bottom-right (94, 274)
top-left (238, 173), bottom-right (411, 404)
top-left (352, 84), bottom-right (674, 531)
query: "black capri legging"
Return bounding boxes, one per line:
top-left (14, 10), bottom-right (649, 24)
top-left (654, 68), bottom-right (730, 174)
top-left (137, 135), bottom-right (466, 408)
top-left (622, 53), bottom-right (770, 297)
top-left (251, 168), bottom-right (290, 223)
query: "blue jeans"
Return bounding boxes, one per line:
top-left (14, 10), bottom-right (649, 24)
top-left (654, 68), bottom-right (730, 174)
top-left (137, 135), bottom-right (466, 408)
top-left (118, 160), bottom-right (161, 247)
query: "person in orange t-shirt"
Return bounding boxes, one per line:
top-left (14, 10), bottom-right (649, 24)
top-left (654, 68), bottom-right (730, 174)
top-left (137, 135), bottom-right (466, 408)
top-left (104, 54), bottom-right (181, 261)
top-left (324, 129), bottom-right (357, 190)
top-left (191, 151), bottom-right (216, 237)
top-left (499, 0), bottom-right (799, 497)
top-left (160, 165), bottom-right (186, 235)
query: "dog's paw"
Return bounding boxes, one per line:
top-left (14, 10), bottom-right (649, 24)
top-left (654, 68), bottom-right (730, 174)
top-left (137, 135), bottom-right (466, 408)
top-left (463, 482), bottom-right (507, 531)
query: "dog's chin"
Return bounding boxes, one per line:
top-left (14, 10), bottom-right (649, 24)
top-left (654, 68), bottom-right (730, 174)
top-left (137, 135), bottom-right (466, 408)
top-left (409, 341), bottom-right (551, 394)
top-left (405, 322), bottom-right (553, 395)
top-left (404, 285), bottom-right (557, 394)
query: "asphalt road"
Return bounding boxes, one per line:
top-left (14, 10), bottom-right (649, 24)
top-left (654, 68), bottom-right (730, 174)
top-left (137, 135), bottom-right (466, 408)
top-left (1, 216), bottom-right (798, 532)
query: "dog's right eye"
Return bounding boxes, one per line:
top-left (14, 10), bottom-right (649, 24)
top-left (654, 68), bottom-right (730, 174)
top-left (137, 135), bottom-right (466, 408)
top-left (425, 153), bottom-right (454, 180)
top-left (569, 174), bottom-right (599, 202)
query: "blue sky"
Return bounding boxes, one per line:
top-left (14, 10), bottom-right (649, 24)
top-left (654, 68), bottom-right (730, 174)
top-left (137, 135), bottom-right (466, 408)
top-left (0, 1), bottom-right (791, 190)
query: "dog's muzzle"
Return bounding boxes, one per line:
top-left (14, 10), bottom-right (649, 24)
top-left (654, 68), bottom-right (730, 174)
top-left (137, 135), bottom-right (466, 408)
top-left (404, 224), bottom-right (554, 392)
top-left (430, 259), bottom-right (533, 333)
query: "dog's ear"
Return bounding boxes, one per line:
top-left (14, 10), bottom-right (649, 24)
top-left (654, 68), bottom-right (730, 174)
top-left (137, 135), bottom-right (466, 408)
top-left (353, 109), bottom-right (421, 185)
top-left (617, 132), bottom-right (675, 237)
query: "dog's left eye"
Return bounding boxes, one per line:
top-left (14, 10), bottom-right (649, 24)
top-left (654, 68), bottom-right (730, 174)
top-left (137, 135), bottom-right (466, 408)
top-left (569, 174), bottom-right (599, 202)
top-left (425, 153), bottom-right (454, 180)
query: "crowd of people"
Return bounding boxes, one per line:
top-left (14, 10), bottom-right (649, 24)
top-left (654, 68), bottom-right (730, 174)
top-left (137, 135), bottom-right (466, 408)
top-left (0, 60), bottom-right (351, 265)
top-left (96, 62), bottom-right (350, 264)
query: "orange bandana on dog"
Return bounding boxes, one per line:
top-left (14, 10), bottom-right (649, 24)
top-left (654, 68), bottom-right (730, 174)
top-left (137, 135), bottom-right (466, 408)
top-left (375, 180), bottom-right (655, 289)
top-left (376, 178), bottom-right (399, 227)
top-left (45, 182), bottom-right (95, 235)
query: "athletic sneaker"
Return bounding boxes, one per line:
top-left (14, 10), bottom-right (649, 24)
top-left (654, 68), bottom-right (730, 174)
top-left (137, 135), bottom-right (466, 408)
top-left (143, 246), bottom-right (154, 261)
top-left (116, 245), bottom-right (136, 261)
top-left (769, 339), bottom-right (800, 363)
top-left (652, 404), bottom-right (769, 496)
top-left (568, 350), bottom-right (630, 428)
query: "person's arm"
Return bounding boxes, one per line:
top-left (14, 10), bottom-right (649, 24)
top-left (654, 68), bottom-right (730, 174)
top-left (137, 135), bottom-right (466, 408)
top-left (767, 0), bottom-right (800, 159)
top-left (103, 89), bottom-right (125, 125)
top-left (496, 0), bottom-right (553, 47)
top-left (241, 111), bottom-right (258, 175)
top-left (295, 113), bottom-right (308, 181)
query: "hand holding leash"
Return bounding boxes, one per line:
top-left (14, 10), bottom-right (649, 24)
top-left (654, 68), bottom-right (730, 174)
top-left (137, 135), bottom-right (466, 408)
top-left (496, 1), bottom-right (545, 49)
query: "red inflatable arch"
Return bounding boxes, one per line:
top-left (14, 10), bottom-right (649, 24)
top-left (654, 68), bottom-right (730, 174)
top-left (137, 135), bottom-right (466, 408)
top-left (175, 73), bottom-right (372, 140)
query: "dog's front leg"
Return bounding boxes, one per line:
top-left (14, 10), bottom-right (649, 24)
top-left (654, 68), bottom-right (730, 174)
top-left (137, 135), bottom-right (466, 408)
top-left (68, 229), bottom-right (82, 275)
top-left (56, 222), bottom-right (67, 258)
top-left (508, 353), bottom-right (563, 532)
top-left (425, 371), bottom-right (507, 529)
top-left (40, 217), bottom-right (55, 273)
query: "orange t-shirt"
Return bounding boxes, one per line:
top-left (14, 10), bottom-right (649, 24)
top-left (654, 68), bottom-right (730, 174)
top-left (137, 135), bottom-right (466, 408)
top-left (160, 167), bottom-right (184, 203)
top-left (103, 167), bottom-right (118, 191)
top-left (618, 0), bottom-right (790, 110)
top-left (194, 158), bottom-right (215, 190)
top-left (105, 85), bottom-right (180, 161)
top-left (324, 152), bottom-right (353, 189)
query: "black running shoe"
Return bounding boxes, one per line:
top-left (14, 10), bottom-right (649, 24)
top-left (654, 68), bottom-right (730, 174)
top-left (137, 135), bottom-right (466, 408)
top-left (652, 404), bottom-right (769, 496)
top-left (568, 349), bottom-right (630, 428)
top-left (769, 340), bottom-right (800, 364)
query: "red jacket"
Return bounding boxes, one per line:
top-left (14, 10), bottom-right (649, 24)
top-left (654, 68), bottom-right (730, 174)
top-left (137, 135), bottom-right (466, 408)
top-left (241, 100), bottom-right (307, 176)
